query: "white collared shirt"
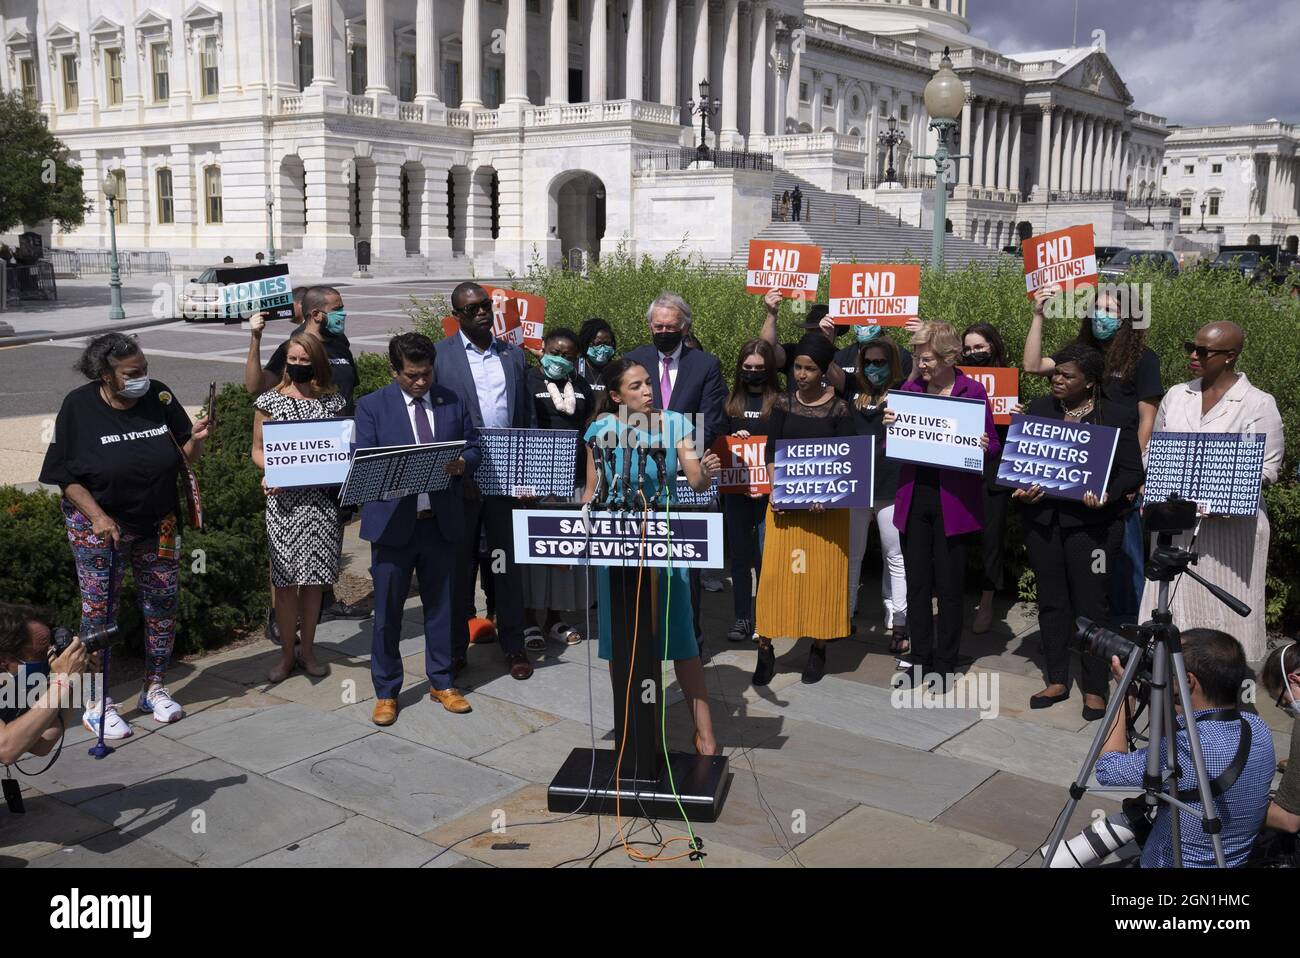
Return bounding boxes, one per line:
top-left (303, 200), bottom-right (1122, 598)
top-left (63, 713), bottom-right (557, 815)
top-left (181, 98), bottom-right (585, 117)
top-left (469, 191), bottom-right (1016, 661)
top-left (401, 385), bottom-right (436, 512)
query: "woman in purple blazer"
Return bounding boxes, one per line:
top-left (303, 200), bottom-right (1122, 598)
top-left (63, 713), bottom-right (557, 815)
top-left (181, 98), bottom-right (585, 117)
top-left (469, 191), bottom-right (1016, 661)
top-left (884, 321), bottom-right (1000, 689)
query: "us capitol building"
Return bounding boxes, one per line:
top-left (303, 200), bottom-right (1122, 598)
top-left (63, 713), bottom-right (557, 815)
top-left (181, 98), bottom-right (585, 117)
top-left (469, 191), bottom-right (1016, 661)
top-left (4, 0), bottom-right (1189, 277)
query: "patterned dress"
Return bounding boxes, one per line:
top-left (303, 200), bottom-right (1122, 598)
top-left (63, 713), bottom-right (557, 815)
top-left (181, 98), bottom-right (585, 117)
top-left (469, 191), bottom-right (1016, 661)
top-left (255, 389), bottom-right (347, 587)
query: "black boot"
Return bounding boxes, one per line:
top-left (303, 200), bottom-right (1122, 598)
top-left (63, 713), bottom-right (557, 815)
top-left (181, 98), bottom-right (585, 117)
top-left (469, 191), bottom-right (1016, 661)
top-left (752, 641), bottom-right (776, 686)
top-left (801, 640), bottom-right (827, 684)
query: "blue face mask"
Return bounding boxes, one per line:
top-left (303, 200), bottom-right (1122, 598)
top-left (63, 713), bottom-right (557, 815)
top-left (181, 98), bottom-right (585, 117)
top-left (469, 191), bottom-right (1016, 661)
top-left (1091, 311), bottom-right (1122, 341)
top-left (324, 309), bottom-right (347, 336)
top-left (586, 344), bottom-right (614, 365)
top-left (864, 365), bottom-right (890, 387)
top-left (540, 354), bottom-right (574, 381)
top-left (855, 324), bottom-right (883, 344)
top-left (118, 377), bottom-right (151, 400)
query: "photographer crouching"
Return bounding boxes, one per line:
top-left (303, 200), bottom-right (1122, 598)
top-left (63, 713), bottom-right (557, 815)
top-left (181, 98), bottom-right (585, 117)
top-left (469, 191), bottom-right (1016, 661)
top-left (0, 605), bottom-right (90, 767)
top-left (1093, 629), bottom-right (1275, 867)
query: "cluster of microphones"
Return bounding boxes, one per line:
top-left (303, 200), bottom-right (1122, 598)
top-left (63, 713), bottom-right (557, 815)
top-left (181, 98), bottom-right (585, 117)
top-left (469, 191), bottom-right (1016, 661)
top-left (587, 431), bottom-right (672, 512)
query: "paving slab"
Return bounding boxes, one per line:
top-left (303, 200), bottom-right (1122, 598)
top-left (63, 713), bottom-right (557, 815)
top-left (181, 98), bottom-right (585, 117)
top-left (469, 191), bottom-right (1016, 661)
top-left (0, 793), bottom-right (114, 865)
top-left (340, 691), bottom-right (560, 760)
top-left (934, 770), bottom-right (1128, 856)
top-left (200, 642), bottom-right (350, 688)
top-left (471, 719), bottom-right (616, 783)
top-left (242, 815), bottom-right (446, 868)
top-left (263, 656), bottom-right (377, 711)
top-left (37, 730), bottom-right (211, 806)
top-left (27, 830), bottom-right (196, 868)
top-left (967, 667), bottom-right (1090, 733)
top-left (181, 701), bottom-right (375, 774)
top-left (784, 804), bottom-right (1016, 867)
top-left (472, 661), bottom-right (628, 730)
top-left (748, 675), bottom-right (984, 751)
top-left (270, 732), bottom-right (524, 835)
top-left (81, 757), bottom-right (347, 867)
top-left (150, 700), bottom-right (291, 740)
top-left (736, 718), bottom-right (994, 820)
top-left (937, 715), bottom-right (1101, 788)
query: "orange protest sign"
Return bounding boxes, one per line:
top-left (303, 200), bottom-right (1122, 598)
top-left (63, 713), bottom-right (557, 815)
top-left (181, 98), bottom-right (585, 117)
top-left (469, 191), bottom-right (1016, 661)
top-left (958, 366), bottom-right (1020, 425)
top-left (745, 240), bottom-right (822, 300)
top-left (827, 264), bottom-right (921, 326)
top-left (711, 435), bottom-right (771, 495)
top-left (480, 285), bottom-right (546, 351)
top-left (441, 314), bottom-right (460, 338)
top-left (1022, 225), bottom-right (1097, 300)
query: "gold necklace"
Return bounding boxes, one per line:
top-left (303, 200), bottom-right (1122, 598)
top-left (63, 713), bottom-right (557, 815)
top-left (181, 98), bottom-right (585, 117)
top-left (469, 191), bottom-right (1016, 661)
top-left (1063, 398), bottom-right (1094, 421)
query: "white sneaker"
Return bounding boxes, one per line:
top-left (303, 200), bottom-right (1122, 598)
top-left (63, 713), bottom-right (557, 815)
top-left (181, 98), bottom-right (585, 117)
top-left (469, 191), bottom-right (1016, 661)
top-left (139, 685), bottom-right (184, 723)
top-left (82, 699), bottom-right (133, 740)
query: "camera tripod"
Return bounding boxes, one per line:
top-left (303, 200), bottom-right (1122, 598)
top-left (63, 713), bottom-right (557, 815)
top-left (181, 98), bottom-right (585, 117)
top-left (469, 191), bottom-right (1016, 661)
top-left (1041, 529), bottom-right (1250, 868)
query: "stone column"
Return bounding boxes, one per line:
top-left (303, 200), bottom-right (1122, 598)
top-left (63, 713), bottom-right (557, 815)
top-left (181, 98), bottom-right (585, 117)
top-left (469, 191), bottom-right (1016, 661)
top-left (416, 0), bottom-right (440, 105)
top-left (959, 92), bottom-right (973, 185)
top-left (504, 0), bottom-right (528, 103)
top-left (692, 0), bottom-right (709, 97)
top-left (1050, 109), bottom-right (1064, 191)
top-left (772, 39), bottom-right (788, 136)
top-left (747, 2), bottom-right (765, 139)
top-left (997, 104), bottom-right (1011, 190)
top-left (970, 99), bottom-right (985, 187)
top-left (624, 0), bottom-right (644, 101)
top-left (1035, 105), bottom-right (1052, 198)
top-left (365, 0), bottom-right (389, 94)
top-left (719, 0), bottom-right (739, 140)
top-left (1067, 112), bottom-right (1082, 192)
top-left (835, 77), bottom-right (847, 134)
top-left (1010, 107), bottom-right (1023, 195)
top-left (549, 0), bottom-right (569, 103)
top-left (589, 0), bottom-right (607, 101)
top-left (785, 29), bottom-right (800, 129)
top-left (658, 0), bottom-right (679, 107)
top-left (984, 101), bottom-right (999, 188)
top-left (810, 69), bottom-right (823, 132)
top-left (462, 0), bottom-right (483, 109)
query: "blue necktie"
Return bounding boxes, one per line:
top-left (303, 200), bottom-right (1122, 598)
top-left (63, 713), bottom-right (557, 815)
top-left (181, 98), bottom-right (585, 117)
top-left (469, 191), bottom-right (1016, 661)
top-left (411, 397), bottom-right (434, 443)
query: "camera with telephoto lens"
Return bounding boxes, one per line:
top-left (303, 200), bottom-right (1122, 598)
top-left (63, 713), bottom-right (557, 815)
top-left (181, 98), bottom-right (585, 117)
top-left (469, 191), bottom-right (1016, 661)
top-left (1042, 797), bottom-right (1153, 867)
top-left (1077, 617), bottom-right (1155, 675)
top-left (50, 623), bottom-right (122, 655)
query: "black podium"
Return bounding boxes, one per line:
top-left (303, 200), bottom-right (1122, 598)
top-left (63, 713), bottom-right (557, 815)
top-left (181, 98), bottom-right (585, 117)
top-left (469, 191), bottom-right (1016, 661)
top-left (535, 507), bottom-right (730, 823)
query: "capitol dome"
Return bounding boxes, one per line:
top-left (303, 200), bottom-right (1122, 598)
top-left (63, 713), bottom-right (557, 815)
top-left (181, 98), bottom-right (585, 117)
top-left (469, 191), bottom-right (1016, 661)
top-left (803, 0), bottom-right (986, 53)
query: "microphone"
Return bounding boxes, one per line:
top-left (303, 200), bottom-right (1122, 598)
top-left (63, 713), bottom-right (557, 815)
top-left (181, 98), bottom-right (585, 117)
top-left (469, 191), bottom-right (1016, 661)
top-left (619, 426), bottom-right (634, 512)
top-left (635, 437), bottom-right (650, 504)
top-left (651, 447), bottom-right (670, 507)
top-left (587, 439), bottom-right (607, 508)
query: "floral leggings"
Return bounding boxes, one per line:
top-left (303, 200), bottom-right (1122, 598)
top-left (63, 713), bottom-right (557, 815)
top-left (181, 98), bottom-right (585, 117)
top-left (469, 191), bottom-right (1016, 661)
top-left (63, 501), bottom-right (180, 689)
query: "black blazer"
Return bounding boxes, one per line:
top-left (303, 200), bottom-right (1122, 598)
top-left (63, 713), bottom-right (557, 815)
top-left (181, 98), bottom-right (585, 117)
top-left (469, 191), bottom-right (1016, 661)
top-left (624, 343), bottom-right (728, 448)
top-left (1017, 396), bottom-right (1144, 529)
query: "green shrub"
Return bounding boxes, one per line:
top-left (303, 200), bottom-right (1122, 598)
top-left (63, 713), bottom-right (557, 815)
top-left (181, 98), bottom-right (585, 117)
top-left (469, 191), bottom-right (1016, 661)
top-left (355, 351), bottom-right (391, 400)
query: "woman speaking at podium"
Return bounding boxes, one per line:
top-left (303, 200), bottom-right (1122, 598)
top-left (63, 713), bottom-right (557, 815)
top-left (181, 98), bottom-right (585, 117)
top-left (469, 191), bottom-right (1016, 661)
top-left (581, 358), bottom-right (722, 756)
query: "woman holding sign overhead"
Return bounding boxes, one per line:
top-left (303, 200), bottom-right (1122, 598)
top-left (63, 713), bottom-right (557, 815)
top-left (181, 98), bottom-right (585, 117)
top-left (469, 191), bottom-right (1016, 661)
top-left (884, 321), bottom-right (1000, 691)
top-left (1015, 344), bottom-right (1143, 719)
top-left (252, 334), bottom-right (345, 683)
top-left (753, 334), bottom-right (856, 687)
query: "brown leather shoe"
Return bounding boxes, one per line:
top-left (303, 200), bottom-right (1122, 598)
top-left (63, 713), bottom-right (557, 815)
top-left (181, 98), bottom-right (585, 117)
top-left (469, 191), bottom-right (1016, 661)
top-left (429, 687), bottom-right (472, 714)
top-left (372, 698), bottom-right (399, 726)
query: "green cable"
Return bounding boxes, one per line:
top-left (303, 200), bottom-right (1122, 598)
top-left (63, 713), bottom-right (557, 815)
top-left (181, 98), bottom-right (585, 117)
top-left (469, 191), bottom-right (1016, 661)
top-left (657, 442), bottom-right (704, 867)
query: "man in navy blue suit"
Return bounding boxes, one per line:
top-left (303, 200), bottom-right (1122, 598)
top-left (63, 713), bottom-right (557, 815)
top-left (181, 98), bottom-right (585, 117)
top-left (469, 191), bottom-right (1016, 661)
top-left (354, 333), bottom-right (479, 725)
top-left (435, 282), bottom-right (537, 681)
top-left (624, 292), bottom-right (729, 646)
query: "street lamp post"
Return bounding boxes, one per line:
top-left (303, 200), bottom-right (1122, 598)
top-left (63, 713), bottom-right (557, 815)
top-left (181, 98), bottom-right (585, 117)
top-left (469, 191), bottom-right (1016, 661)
top-left (1198, 199), bottom-right (1207, 232)
top-left (687, 78), bottom-right (720, 162)
top-left (878, 114), bottom-right (906, 186)
top-left (102, 174), bottom-right (126, 321)
top-left (916, 47), bottom-right (968, 271)
top-left (266, 186), bottom-right (277, 265)
top-left (1145, 193), bottom-right (1154, 228)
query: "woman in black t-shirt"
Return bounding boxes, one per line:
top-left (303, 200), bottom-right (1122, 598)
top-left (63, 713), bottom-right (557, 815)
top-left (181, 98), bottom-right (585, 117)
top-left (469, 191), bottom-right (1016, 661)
top-left (522, 328), bottom-right (596, 649)
top-left (720, 340), bottom-right (780, 643)
top-left (39, 334), bottom-right (210, 739)
top-left (576, 317), bottom-right (617, 397)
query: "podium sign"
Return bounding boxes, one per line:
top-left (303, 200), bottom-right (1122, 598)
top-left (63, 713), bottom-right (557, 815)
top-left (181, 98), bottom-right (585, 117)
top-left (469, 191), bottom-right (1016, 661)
top-left (1145, 432), bottom-right (1267, 516)
top-left (477, 428), bottom-right (580, 498)
top-left (512, 509), bottom-right (724, 568)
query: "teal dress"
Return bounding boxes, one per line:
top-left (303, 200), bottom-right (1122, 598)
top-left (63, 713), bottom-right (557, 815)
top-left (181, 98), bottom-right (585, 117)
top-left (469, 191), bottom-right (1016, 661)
top-left (583, 411), bottom-right (699, 662)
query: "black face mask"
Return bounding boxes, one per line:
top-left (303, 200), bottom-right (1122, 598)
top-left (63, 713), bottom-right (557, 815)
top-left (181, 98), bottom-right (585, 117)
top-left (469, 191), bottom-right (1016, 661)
top-left (741, 370), bottom-right (768, 387)
top-left (962, 350), bottom-right (993, 367)
top-left (653, 331), bottom-right (683, 354)
top-left (287, 363), bottom-right (314, 384)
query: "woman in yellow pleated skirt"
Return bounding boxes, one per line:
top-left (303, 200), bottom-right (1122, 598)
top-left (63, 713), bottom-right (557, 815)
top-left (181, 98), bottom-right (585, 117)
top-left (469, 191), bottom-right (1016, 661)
top-left (753, 331), bottom-right (854, 685)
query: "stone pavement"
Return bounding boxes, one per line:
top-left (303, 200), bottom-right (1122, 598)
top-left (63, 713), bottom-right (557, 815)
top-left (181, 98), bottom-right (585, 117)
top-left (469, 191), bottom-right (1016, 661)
top-left (2, 539), bottom-right (1292, 868)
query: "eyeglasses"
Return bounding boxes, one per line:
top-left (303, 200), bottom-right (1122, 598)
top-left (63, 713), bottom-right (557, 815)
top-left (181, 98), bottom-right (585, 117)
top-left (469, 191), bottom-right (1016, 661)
top-left (1183, 342), bottom-right (1234, 359)
top-left (741, 365), bottom-right (767, 373)
top-left (456, 300), bottom-right (492, 317)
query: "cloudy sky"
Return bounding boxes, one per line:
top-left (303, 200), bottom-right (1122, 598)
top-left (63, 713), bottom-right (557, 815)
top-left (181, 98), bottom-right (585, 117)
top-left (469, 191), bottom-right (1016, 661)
top-left (969, 0), bottom-right (1298, 127)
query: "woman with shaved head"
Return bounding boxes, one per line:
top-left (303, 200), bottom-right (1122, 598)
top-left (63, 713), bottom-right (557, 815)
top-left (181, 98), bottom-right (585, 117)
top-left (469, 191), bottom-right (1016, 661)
top-left (1138, 321), bottom-right (1284, 660)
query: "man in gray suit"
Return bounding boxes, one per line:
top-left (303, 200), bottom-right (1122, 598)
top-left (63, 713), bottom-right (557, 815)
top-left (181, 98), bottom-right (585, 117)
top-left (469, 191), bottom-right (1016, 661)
top-left (434, 282), bottom-right (538, 681)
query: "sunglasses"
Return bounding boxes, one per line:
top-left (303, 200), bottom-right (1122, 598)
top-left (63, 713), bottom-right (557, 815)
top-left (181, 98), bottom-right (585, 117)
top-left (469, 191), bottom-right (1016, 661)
top-left (1183, 342), bottom-right (1234, 359)
top-left (862, 358), bottom-right (890, 368)
top-left (456, 300), bottom-right (492, 317)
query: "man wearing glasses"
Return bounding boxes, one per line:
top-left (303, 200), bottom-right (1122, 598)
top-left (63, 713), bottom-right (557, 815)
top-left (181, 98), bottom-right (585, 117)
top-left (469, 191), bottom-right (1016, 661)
top-left (1137, 321), bottom-right (1284, 662)
top-left (434, 282), bottom-right (538, 681)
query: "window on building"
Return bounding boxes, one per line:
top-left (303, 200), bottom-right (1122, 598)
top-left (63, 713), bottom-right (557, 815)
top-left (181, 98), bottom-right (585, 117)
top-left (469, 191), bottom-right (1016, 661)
top-left (1161, 165), bottom-right (1167, 176)
top-left (527, 0), bottom-right (541, 12)
top-left (350, 45), bottom-right (366, 94)
top-left (486, 67), bottom-right (502, 109)
top-left (20, 58), bottom-right (37, 103)
top-left (490, 171), bottom-right (500, 240)
top-left (445, 60), bottom-right (461, 107)
top-left (569, 0), bottom-right (580, 19)
top-left (1209, 195), bottom-right (1220, 216)
top-left (152, 44), bottom-right (170, 101)
top-left (298, 36), bottom-right (314, 90)
top-left (446, 169), bottom-right (456, 239)
top-left (61, 54), bottom-right (79, 111)
top-left (880, 98), bottom-right (888, 117)
top-left (201, 37), bottom-right (220, 97)
top-left (798, 81), bottom-right (808, 103)
top-left (1211, 162), bottom-right (1222, 174)
top-left (900, 103), bottom-right (909, 121)
top-left (204, 166), bottom-right (223, 223)
top-left (822, 87), bottom-right (832, 107)
top-left (850, 95), bottom-right (860, 113)
top-left (1183, 164), bottom-right (1194, 175)
top-left (106, 49), bottom-right (123, 106)
top-left (1180, 197), bottom-right (1192, 217)
top-left (156, 169), bottom-right (174, 224)
top-left (400, 168), bottom-right (410, 232)
top-left (399, 53), bottom-right (416, 101)
top-left (351, 176), bottom-right (361, 229)
top-left (111, 170), bottom-right (127, 224)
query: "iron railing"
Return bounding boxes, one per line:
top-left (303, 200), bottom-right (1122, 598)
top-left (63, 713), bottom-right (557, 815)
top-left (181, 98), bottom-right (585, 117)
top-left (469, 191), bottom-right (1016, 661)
top-left (45, 249), bottom-right (172, 278)
top-left (635, 147), bottom-right (774, 172)
top-left (847, 172), bottom-right (938, 191)
top-left (4, 262), bottom-right (58, 301)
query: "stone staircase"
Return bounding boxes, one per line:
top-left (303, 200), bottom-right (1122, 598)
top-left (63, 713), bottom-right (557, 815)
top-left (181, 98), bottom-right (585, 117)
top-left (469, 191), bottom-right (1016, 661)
top-left (709, 170), bottom-right (1007, 271)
